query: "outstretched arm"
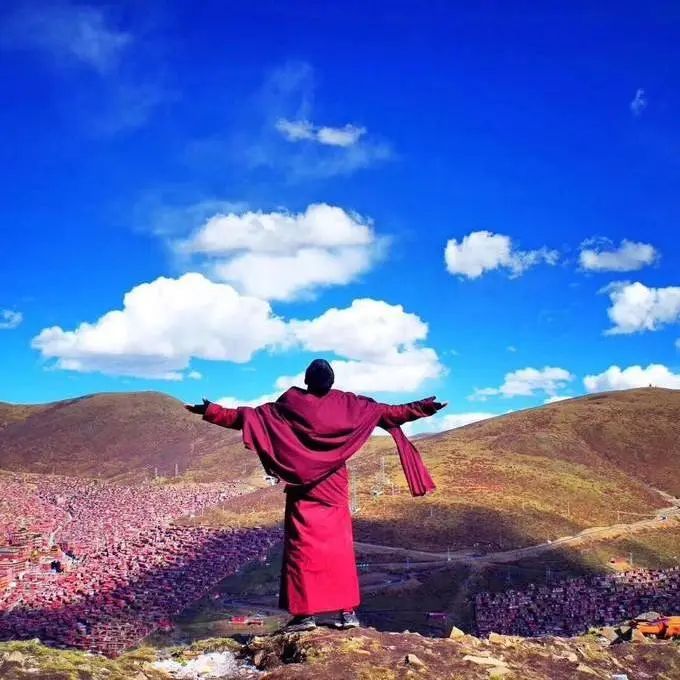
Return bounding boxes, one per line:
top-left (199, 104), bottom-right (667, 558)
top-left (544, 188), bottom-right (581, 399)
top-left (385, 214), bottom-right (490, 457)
top-left (378, 396), bottom-right (447, 429)
top-left (185, 399), bottom-right (243, 430)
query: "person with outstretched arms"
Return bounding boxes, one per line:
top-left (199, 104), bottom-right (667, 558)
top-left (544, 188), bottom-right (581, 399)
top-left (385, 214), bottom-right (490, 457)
top-left (186, 359), bottom-right (445, 632)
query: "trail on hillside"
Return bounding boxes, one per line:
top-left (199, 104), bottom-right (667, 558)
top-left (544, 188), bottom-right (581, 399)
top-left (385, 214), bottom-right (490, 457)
top-left (355, 499), bottom-right (680, 567)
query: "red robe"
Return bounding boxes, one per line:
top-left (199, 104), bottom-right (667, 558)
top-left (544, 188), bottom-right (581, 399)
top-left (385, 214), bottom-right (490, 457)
top-left (204, 387), bottom-right (437, 615)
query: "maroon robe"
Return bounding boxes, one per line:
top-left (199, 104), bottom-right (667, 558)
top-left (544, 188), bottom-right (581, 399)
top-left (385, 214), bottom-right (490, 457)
top-left (204, 387), bottom-right (437, 615)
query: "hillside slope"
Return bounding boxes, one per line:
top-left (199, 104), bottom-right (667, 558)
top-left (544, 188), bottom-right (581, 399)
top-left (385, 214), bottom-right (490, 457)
top-left (1, 388), bottom-right (678, 549)
top-left (195, 388), bottom-right (680, 553)
top-left (347, 387), bottom-right (680, 551)
top-left (0, 392), bottom-right (259, 484)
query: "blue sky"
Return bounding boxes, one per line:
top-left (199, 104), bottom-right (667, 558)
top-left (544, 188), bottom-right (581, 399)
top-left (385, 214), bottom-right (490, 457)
top-left (1, 1), bottom-right (679, 430)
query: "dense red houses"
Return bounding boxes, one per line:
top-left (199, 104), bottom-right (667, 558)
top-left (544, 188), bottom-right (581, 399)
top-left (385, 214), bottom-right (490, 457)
top-left (0, 473), bottom-right (282, 656)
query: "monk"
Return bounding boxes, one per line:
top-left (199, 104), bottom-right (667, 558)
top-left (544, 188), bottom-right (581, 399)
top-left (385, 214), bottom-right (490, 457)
top-left (186, 359), bottom-right (445, 632)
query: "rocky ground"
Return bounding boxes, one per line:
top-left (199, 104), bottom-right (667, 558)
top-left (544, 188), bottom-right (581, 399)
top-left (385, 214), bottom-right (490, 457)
top-left (1, 626), bottom-right (679, 680)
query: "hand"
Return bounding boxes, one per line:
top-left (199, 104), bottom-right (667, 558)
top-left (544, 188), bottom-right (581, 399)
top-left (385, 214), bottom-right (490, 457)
top-left (185, 398), bottom-right (211, 415)
top-left (423, 396), bottom-right (447, 414)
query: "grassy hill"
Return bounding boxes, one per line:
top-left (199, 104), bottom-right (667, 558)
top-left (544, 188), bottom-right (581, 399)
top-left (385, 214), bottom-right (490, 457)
top-left (347, 388), bottom-right (679, 552)
top-left (194, 388), bottom-right (680, 554)
top-left (0, 392), bottom-right (261, 484)
top-left (1, 387), bottom-right (678, 551)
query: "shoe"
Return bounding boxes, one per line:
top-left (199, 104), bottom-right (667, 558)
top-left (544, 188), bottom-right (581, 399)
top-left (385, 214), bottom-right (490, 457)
top-left (335, 610), bottom-right (360, 629)
top-left (284, 615), bottom-right (317, 632)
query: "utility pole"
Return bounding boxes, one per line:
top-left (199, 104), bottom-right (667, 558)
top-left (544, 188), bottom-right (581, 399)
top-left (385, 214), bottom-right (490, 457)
top-left (629, 552), bottom-right (634, 568)
top-left (174, 462), bottom-right (179, 477)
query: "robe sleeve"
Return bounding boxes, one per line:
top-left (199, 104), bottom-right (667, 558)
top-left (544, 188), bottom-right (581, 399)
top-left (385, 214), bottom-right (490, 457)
top-left (378, 398), bottom-right (439, 429)
top-left (202, 402), bottom-right (243, 430)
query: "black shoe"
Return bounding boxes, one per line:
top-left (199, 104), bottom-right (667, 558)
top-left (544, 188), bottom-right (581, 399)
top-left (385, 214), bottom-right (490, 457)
top-left (335, 610), bottom-right (360, 629)
top-left (284, 615), bottom-right (317, 632)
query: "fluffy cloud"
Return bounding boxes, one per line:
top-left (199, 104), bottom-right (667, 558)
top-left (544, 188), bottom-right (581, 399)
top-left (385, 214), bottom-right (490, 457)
top-left (32, 280), bottom-right (441, 391)
top-left (32, 274), bottom-right (287, 380)
top-left (276, 119), bottom-right (366, 147)
top-left (604, 281), bottom-right (680, 334)
top-left (279, 299), bottom-right (443, 393)
top-left (177, 203), bottom-right (384, 301)
top-left (579, 239), bottom-right (658, 272)
top-left (444, 231), bottom-right (558, 279)
top-left (630, 88), bottom-right (647, 116)
top-left (0, 310), bottom-right (23, 330)
top-left (471, 366), bottom-right (574, 400)
top-left (220, 299), bottom-right (443, 396)
top-left (289, 299), bottom-right (428, 362)
top-left (584, 364), bottom-right (680, 392)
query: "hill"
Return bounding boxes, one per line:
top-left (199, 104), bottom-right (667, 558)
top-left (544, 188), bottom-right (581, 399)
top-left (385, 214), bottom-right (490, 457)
top-left (0, 392), bottom-right (261, 484)
top-left (346, 387), bottom-right (680, 552)
top-left (0, 402), bottom-right (44, 431)
top-left (1, 387), bottom-right (679, 550)
top-left (195, 388), bottom-right (680, 555)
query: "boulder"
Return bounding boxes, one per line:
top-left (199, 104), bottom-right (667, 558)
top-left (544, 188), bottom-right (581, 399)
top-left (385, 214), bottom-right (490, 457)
top-left (599, 627), bottom-right (620, 645)
top-left (630, 629), bottom-right (648, 644)
top-left (449, 626), bottom-right (466, 640)
top-left (405, 653), bottom-right (425, 667)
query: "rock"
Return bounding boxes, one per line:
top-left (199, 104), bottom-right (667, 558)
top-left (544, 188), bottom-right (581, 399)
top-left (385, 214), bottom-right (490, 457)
top-left (405, 653), bottom-right (425, 667)
top-left (488, 667), bottom-right (513, 678)
top-left (463, 654), bottom-right (508, 667)
top-left (634, 611), bottom-right (661, 622)
top-left (253, 649), bottom-right (266, 668)
top-left (575, 663), bottom-right (599, 675)
top-left (5, 651), bottom-right (26, 663)
top-left (488, 632), bottom-right (520, 647)
top-left (630, 628), bottom-right (648, 644)
top-left (449, 626), bottom-right (466, 639)
top-left (600, 627), bottom-right (620, 645)
top-left (617, 625), bottom-right (632, 638)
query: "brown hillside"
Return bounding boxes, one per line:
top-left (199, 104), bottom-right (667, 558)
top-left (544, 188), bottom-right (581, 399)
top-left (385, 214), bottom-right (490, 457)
top-left (0, 392), bottom-right (261, 484)
top-left (0, 402), bottom-right (44, 431)
top-left (344, 387), bottom-right (680, 551)
top-left (431, 387), bottom-right (680, 496)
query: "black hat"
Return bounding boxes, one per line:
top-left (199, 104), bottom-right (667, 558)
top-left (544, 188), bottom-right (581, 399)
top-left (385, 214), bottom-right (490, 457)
top-left (304, 359), bottom-right (335, 395)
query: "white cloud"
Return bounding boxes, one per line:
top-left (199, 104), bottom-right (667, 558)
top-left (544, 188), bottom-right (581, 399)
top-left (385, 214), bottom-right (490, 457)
top-left (471, 366), bottom-right (574, 400)
top-left (289, 299), bottom-right (428, 362)
top-left (216, 299), bottom-right (443, 396)
top-left (276, 119), bottom-right (366, 147)
top-left (630, 88), bottom-right (647, 116)
top-left (1, 1), bottom-right (131, 73)
top-left (31, 274), bottom-right (287, 380)
top-left (217, 392), bottom-right (281, 409)
top-left (371, 411), bottom-right (498, 437)
top-left (584, 364), bottom-right (680, 392)
top-left (0, 310), bottom-right (23, 330)
top-left (279, 298), bottom-right (443, 393)
top-left (229, 61), bottom-right (392, 179)
top-left (604, 281), bottom-right (680, 335)
top-left (544, 395), bottom-right (570, 404)
top-left (579, 239), bottom-right (658, 272)
top-left (676, 338), bottom-right (680, 351)
top-left (444, 231), bottom-right (558, 279)
top-left (507, 345), bottom-right (517, 353)
top-left (177, 203), bottom-right (384, 301)
top-left (187, 370), bottom-right (202, 380)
